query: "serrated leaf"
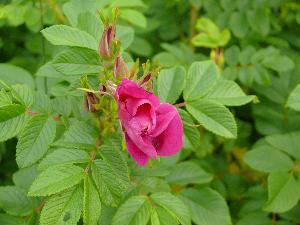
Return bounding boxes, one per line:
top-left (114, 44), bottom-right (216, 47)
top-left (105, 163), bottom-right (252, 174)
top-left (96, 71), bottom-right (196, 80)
top-left (184, 61), bottom-right (218, 101)
top-left (41, 25), bottom-right (98, 50)
top-left (31, 91), bottom-right (52, 113)
top-left (287, 84), bottom-right (300, 111)
top-left (40, 186), bottom-right (83, 225)
top-left (150, 206), bottom-right (178, 225)
top-left (117, 25), bottom-right (135, 49)
top-left (16, 114), bottom-right (56, 168)
top-left (11, 84), bottom-right (34, 107)
top-left (204, 80), bottom-right (255, 106)
top-left (112, 195), bottom-right (151, 225)
top-left (180, 188), bottom-right (231, 225)
top-left (120, 9), bottom-right (147, 28)
top-left (28, 164), bottom-right (84, 196)
top-left (13, 166), bottom-right (38, 191)
top-left (83, 175), bottom-right (101, 225)
top-left (186, 99), bottom-right (237, 138)
top-left (262, 55), bottom-right (294, 72)
top-left (38, 148), bottom-right (90, 170)
top-left (151, 192), bottom-right (191, 225)
top-left (158, 66), bottom-right (185, 104)
top-left (0, 104), bottom-right (25, 122)
top-left (0, 114), bottom-right (29, 142)
top-left (0, 213), bottom-right (25, 225)
top-left (0, 186), bottom-right (37, 216)
top-left (52, 48), bottom-right (102, 75)
top-left (244, 145), bottom-right (294, 173)
top-left (266, 131), bottom-right (300, 160)
top-left (166, 161), bottom-right (213, 185)
top-left (77, 12), bottom-right (103, 41)
top-left (51, 96), bottom-right (72, 117)
top-left (264, 172), bottom-right (300, 213)
top-left (92, 159), bottom-right (127, 207)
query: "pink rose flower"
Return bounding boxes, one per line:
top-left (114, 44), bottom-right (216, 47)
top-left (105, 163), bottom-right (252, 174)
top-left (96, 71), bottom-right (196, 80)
top-left (115, 78), bottom-right (183, 166)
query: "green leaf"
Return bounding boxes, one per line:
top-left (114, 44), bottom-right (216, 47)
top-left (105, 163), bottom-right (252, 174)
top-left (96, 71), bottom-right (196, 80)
top-left (40, 186), bottom-right (83, 225)
top-left (13, 166), bottom-right (38, 190)
top-left (100, 138), bottom-right (130, 188)
top-left (244, 145), bottom-right (294, 173)
top-left (166, 161), bottom-right (213, 185)
top-left (52, 48), bottom-right (102, 75)
top-left (150, 206), bottom-right (178, 225)
top-left (186, 99), bottom-right (237, 138)
top-left (112, 195), bottom-right (151, 225)
top-left (0, 63), bottom-right (34, 88)
top-left (0, 186), bottom-right (37, 216)
top-left (16, 114), bottom-right (56, 168)
top-left (264, 172), bottom-right (300, 213)
top-left (266, 132), bottom-right (300, 160)
top-left (12, 84), bottom-right (34, 107)
top-left (0, 114), bottom-right (29, 142)
top-left (229, 12), bottom-right (248, 38)
top-left (192, 33), bottom-right (219, 48)
top-left (287, 84), bottom-right (300, 111)
top-left (117, 25), bottom-right (135, 49)
top-left (157, 66), bottom-right (185, 104)
top-left (262, 55), bottom-right (294, 72)
top-left (0, 213), bottom-right (25, 225)
top-left (28, 164), bottom-right (84, 196)
top-left (184, 61), bottom-right (219, 101)
top-left (41, 25), bottom-right (98, 50)
top-left (92, 159), bottom-right (127, 207)
top-left (77, 12), bottom-right (103, 41)
top-left (129, 37), bottom-right (152, 57)
top-left (204, 80), bottom-right (255, 106)
top-left (195, 18), bottom-right (220, 36)
top-left (151, 192), bottom-right (191, 225)
top-left (0, 104), bottom-right (25, 122)
top-left (120, 9), bottom-right (147, 28)
top-left (112, 0), bottom-right (145, 7)
top-left (38, 148), bottom-right (90, 170)
top-left (247, 8), bottom-right (270, 36)
top-left (180, 188), bottom-right (231, 225)
top-left (225, 45), bottom-right (240, 66)
top-left (83, 175), bottom-right (102, 225)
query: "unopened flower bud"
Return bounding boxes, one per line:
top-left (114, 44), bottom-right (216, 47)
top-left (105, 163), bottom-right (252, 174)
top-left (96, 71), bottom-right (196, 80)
top-left (113, 55), bottom-right (128, 78)
top-left (84, 92), bottom-right (99, 113)
top-left (99, 25), bottom-right (116, 59)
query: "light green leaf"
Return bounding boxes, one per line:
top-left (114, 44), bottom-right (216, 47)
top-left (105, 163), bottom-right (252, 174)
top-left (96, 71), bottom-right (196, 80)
top-left (112, 0), bottom-right (145, 7)
top-left (77, 12), bottom-right (103, 41)
top-left (38, 148), bottom-right (90, 170)
top-left (264, 172), bottom-right (300, 213)
top-left (151, 192), bottom-right (191, 225)
top-left (150, 206), bottom-right (178, 225)
top-left (117, 25), bottom-right (135, 49)
top-left (83, 175), bottom-right (101, 225)
top-left (0, 186), bottom-right (37, 216)
top-left (204, 80), bottom-right (255, 106)
top-left (0, 104), bottom-right (25, 122)
top-left (180, 188), bottom-right (231, 225)
top-left (287, 84), bottom-right (300, 111)
top-left (158, 66), bottom-right (185, 104)
top-left (12, 84), bottom-right (34, 107)
top-left (52, 48), bottom-right (102, 75)
top-left (0, 114), bottom-right (29, 142)
top-left (0, 213), bottom-right (25, 225)
top-left (184, 61), bottom-right (219, 101)
top-left (28, 164), bottom-right (84, 196)
top-left (120, 9), bottom-right (147, 28)
top-left (166, 161), bottom-right (213, 185)
top-left (92, 159), bottom-right (127, 207)
top-left (244, 145), bottom-right (294, 173)
top-left (16, 114), bottom-right (56, 168)
top-left (262, 55), bottom-right (294, 72)
top-left (40, 186), bottom-right (83, 225)
top-left (13, 166), bottom-right (38, 190)
top-left (195, 18), bottom-right (220, 36)
top-left (112, 195), bottom-right (151, 225)
top-left (192, 33), bottom-right (219, 48)
top-left (41, 25), bottom-right (98, 50)
top-left (266, 131), bottom-right (300, 160)
top-left (0, 63), bottom-right (34, 88)
top-left (186, 99), bottom-right (237, 138)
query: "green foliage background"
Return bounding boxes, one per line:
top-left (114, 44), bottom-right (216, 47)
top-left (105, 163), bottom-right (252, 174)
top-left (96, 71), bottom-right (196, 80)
top-left (0, 0), bottom-right (300, 224)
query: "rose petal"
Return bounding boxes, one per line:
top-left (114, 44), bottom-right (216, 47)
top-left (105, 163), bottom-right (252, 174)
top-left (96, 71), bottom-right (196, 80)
top-left (154, 109), bottom-right (183, 156)
top-left (116, 79), bottom-right (160, 107)
top-left (125, 133), bottom-right (149, 166)
top-left (149, 103), bottom-right (177, 137)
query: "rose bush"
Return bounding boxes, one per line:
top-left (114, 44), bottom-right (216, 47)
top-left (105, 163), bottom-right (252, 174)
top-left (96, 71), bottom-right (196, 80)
top-left (116, 78), bottom-right (183, 166)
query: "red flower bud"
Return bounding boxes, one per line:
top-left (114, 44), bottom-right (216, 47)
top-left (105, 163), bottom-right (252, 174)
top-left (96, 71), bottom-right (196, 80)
top-left (98, 26), bottom-right (116, 59)
top-left (113, 55), bottom-right (128, 78)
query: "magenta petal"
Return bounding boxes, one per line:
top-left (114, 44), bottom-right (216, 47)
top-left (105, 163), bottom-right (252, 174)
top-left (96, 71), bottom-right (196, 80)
top-left (154, 109), bottom-right (183, 156)
top-left (125, 133), bottom-right (149, 166)
top-left (150, 103), bottom-right (177, 137)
